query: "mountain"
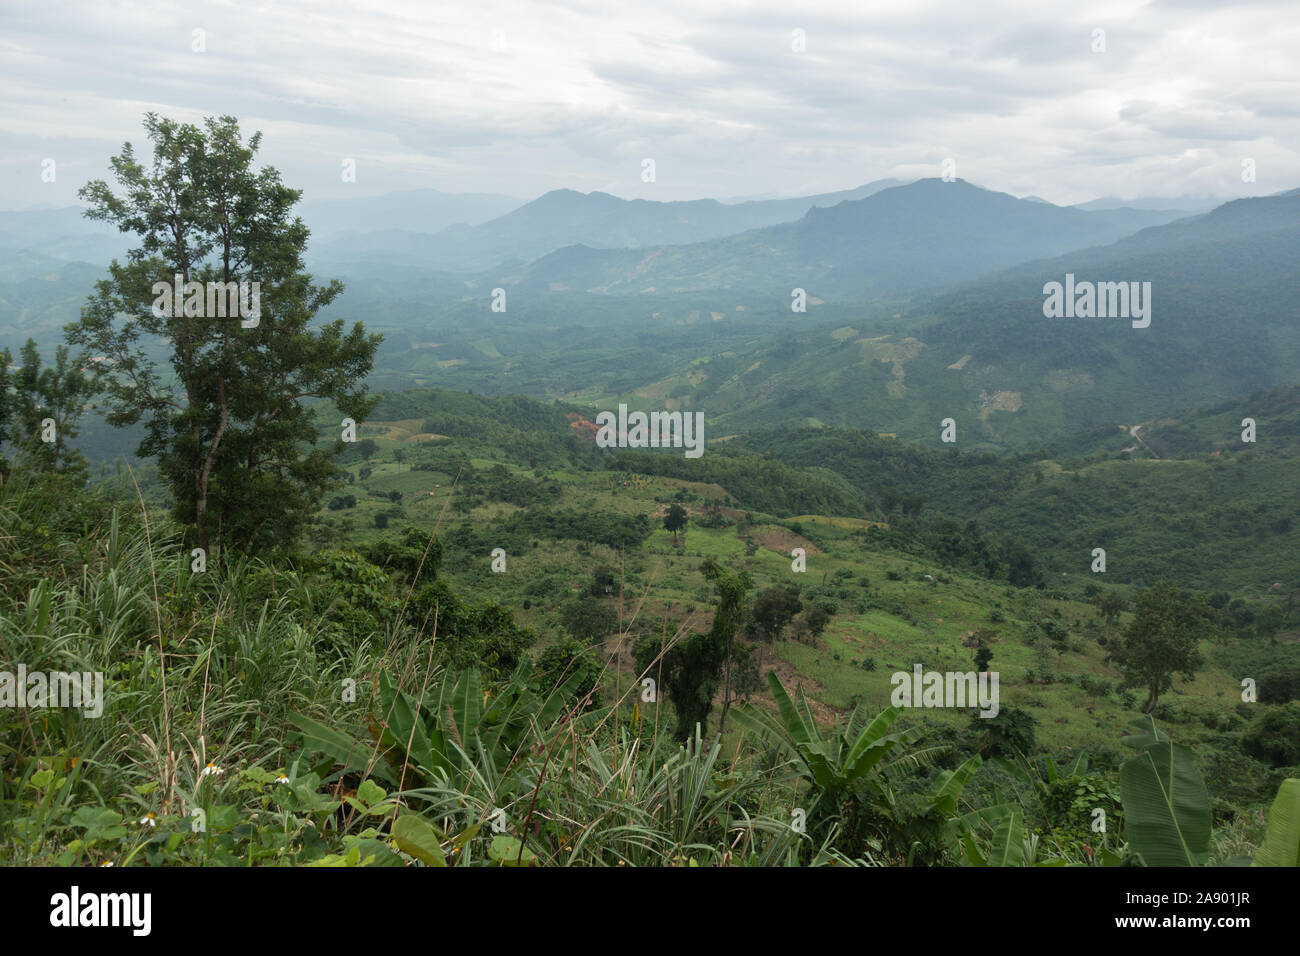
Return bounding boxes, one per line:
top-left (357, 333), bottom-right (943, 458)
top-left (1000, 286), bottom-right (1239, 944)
top-left (311, 180), bottom-right (905, 273)
top-left (296, 188), bottom-right (524, 239)
top-left (0, 188), bottom-right (526, 270)
top-left (508, 179), bottom-right (1193, 299)
top-left (0, 253), bottom-right (112, 343)
top-left (664, 190), bottom-right (1300, 446)
top-left (1073, 196), bottom-right (1224, 213)
top-left (0, 207), bottom-right (133, 265)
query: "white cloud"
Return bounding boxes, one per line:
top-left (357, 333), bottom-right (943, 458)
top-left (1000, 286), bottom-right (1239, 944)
top-left (1, 0), bottom-right (1296, 208)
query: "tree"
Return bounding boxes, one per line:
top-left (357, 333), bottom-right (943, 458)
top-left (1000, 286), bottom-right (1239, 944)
top-left (533, 635), bottom-right (603, 711)
top-left (560, 594), bottom-right (619, 643)
top-left (66, 113), bottom-right (381, 554)
top-left (1256, 604), bottom-right (1286, 639)
top-left (879, 487), bottom-right (902, 515)
top-left (1003, 542), bottom-right (1042, 588)
top-left (968, 705), bottom-right (1036, 758)
top-left (0, 348), bottom-right (11, 474)
top-left (700, 557), bottom-right (753, 734)
top-left (10, 340), bottom-right (94, 475)
top-left (636, 627), bottom-right (722, 743)
top-left (803, 604), bottom-right (831, 638)
top-left (663, 503), bottom-right (687, 544)
top-left (633, 559), bottom-right (752, 740)
top-left (1106, 581), bottom-right (1211, 713)
top-left (1241, 702), bottom-right (1300, 767)
top-left (1097, 591), bottom-right (1128, 627)
top-left (589, 565), bottom-right (617, 596)
top-left (752, 584), bottom-right (802, 647)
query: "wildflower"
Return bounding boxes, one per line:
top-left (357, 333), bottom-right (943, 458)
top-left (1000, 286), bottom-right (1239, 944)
top-left (200, 761), bottom-right (224, 779)
top-left (276, 774), bottom-right (290, 785)
top-left (140, 812), bottom-right (156, 827)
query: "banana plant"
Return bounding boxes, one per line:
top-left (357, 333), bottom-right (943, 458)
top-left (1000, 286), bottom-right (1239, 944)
top-left (926, 753), bottom-right (1030, 866)
top-left (1251, 778), bottom-right (1300, 867)
top-left (1118, 717), bottom-right (1210, 866)
top-left (290, 658), bottom-right (586, 796)
top-left (731, 671), bottom-right (933, 828)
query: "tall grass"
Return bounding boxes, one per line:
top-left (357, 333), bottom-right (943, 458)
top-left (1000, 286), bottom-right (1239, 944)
top-left (1, 469), bottom-right (878, 866)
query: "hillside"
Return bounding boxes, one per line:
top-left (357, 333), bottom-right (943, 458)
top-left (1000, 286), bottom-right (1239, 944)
top-left (507, 179), bottom-right (1191, 298)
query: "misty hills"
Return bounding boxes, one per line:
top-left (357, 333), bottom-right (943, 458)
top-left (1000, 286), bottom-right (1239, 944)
top-left (309, 179), bottom-right (907, 273)
top-left (672, 189), bottom-right (1300, 445)
top-left (298, 188), bottom-right (524, 240)
top-left (505, 179), bottom-right (1193, 298)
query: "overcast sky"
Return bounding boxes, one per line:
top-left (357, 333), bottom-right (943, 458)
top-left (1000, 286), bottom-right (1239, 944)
top-left (3, 0), bottom-right (1297, 210)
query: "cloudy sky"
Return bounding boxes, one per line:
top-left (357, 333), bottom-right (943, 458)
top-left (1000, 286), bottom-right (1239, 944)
top-left (3, 0), bottom-right (1297, 209)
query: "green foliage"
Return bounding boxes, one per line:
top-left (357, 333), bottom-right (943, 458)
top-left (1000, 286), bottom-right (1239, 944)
top-left (751, 584), bottom-right (802, 643)
top-left (732, 672), bottom-right (926, 842)
top-left (404, 580), bottom-right (536, 675)
top-left (447, 507), bottom-right (651, 554)
top-left (559, 594), bottom-right (619, 644)
top-left (1252, 779), bottom-right (1300, 867)
top-left (1119, 717), bottom-right (1211, 866)
top-left (663, 502), bottom-right (688, 542)
top-left (968, 706), bottom-right (1036, 759)
top-left (1, 339), bottom-right (94, 477)
top-left (1240, 703), bottom-right (1300, 768)
top-left (1107, 581), bottom-right (1211, 713)
top-left (533, 635), bottom-right (603, 710)
top-left (65, 112), bottom-right (381, 554)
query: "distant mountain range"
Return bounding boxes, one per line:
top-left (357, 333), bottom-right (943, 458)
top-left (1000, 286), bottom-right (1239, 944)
top-left (297, 188), bottom-right (524, 239)
top-left (308, 179), bottom-right (908, 272)
top-left (4, 179), bottom-right (1297, 460)
top-left (682, 189), bottom-right (1300, 444)
top-left (504, 179), bottom-right (1195, 299)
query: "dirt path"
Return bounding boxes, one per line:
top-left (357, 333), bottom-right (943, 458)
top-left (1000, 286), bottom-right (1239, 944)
top-left (1123, 423), bottom-right (1160, 459)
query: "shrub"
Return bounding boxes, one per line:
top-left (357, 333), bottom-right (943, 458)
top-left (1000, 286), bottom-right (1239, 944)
top-left (1241, 703), bottom-right (1300, 767)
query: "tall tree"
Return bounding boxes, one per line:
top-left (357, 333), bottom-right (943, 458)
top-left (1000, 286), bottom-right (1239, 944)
top-left (634, 559), bottom-right (752, 741)
top-left (11, 339), bottom-right (94, 474)
top-left (702, 558), bottom-right (754, 735)
top-left (663, 503), bottom-right (687, 544)
top-left (752, 584), bottom-right (802, 648)
top-left (0, 348), bottom-right (11, 479)
top-left (1107, 581), bottom-right (1211, 713)
top-left (67, 113), bottom-right (381, 553)
top-left (1097, 591), bottom-right (1128, 628)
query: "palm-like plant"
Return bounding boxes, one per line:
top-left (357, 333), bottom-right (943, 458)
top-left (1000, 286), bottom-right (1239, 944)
top-left (732, 672), bottom-right (938, 839)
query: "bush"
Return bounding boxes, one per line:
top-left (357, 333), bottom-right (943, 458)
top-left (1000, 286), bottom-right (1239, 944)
top-left (1241, 702), bottom-right (1300, 767)
top-left (533, 636), bottom-right (603, 710)
top-left (1260, 666), bottom-right (1300, 704)
top-left (968, 705), bottom-right (1037, 759)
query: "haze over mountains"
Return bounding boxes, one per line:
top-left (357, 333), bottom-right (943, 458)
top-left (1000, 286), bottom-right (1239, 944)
top-left (1, 176), bottom-right (1207, 277)
top-left (3, 175), bottom-right (1295, 457)
top-left (310, 179), bottom-right (909, 272)
top-left (684, 188), bottom-right (1300, 444)
top-left (506, 179), bottom-right (1195, 298)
